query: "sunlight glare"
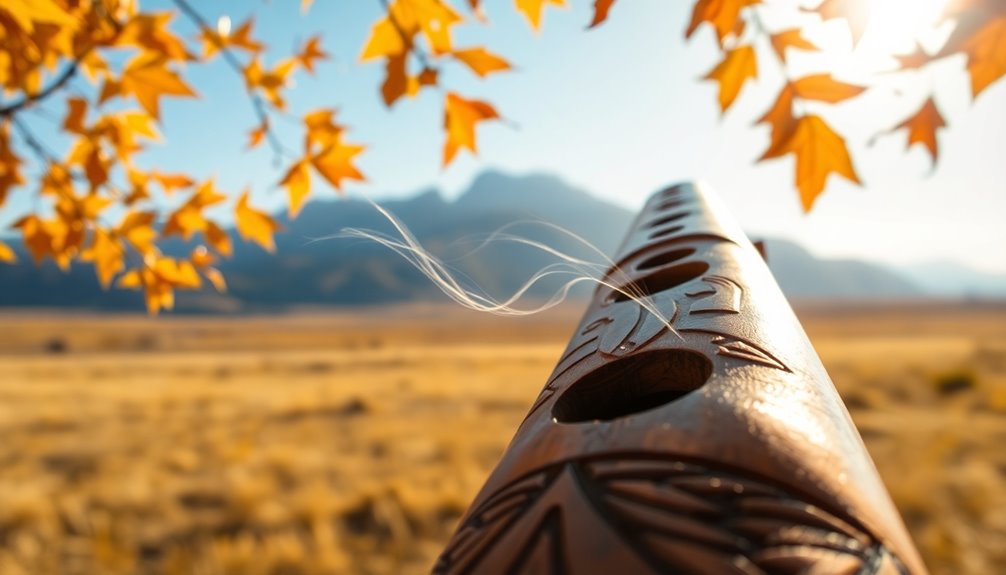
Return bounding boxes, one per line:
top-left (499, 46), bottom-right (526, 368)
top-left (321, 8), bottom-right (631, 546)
top-left (856, 0), bottom-right (952, 64)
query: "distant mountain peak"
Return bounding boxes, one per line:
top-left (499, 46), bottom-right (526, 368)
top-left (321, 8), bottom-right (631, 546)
top-left (456, 170), bottom-right (593, 211)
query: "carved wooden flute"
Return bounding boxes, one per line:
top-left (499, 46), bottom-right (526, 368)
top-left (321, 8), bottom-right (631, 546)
top-left (435, 182), bottom-right (926, 575)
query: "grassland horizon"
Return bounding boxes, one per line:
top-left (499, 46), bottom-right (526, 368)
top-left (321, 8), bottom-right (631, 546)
top-left (0, 301), bottom-right (1003, 574)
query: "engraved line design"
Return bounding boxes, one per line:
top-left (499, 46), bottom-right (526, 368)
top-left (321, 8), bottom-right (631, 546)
top-left (435, 454), bottom-right (909, 575)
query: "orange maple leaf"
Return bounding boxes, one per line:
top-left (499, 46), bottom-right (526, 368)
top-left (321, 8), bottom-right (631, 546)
top-left (298, 35), bottom-right (329, 73)
top-left (280, 160), bottom-right (312, 217)
top-left (761, 115), bottom-right (860, 212)
top-left (515, 0), bottom-right (567, 30)
top-left (588, 0), bottom-right (617, 29)
top-left (687, 0), bottom-right (760, 46)
top-left (757, 84), bottom-right (796, 152)
top-left (704, 45), bottom-right (757, 112)
top-left (792, 74), bottom-right (865, 103)
top-left (453, 47), bottom-right (511, 78)
top-left (896, 97), bottom-right (945, 164)
top-left (235, 190), bottom-right (282, 252)
top-left (770, 29), bottom-right (817, 61)
top-left (120, 54), bottom-right (198, 120)
top-left (962, 18), bottom-right (1006, 97)
top-left (80, 228), bottom-right (124, 289)
top-left (443, 92), bottom-right (500, 166)
top-left (312, 142), bottom-right (367, 193)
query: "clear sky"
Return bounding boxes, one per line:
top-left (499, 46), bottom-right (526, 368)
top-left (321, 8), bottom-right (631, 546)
top-left (5, 1), bottom-right (1005, 273)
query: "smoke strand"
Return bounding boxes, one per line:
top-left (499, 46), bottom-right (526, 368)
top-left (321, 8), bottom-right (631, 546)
top-left (330, 199), bottom-right (677, 335)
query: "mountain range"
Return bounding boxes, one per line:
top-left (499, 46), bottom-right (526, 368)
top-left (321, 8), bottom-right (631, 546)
top-left (0, 171), bottom-right (1001, 312)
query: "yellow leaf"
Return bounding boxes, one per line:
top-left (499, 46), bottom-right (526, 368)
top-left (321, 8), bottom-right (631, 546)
top-left (515, 0), bottom-right (567, 30)
top-left (191, 245), bottom-right (216, 268)
top-left (280, 160), bottom-right (312, 216)
top-left (121, 55), bottom-right (198, 120)
top-left (588, 0), bottom-right (616, 28)
top-left (687, 0), bottom-right (760, 46)
top-left (118, 12), bottom-right (190, 61)
top-left (360, 17), bottom-right (409, 61)
top-left (704, 45), bottom-right (757, 112)
top-left (81, 228), bottom-right (124, 289)
top-left (204, 268), bottom-right (227, 293)
top-left (453, 47), bottom-right (512, 77)
top-left (792, 74), bottom-right (865, 103)
top-left (0, 241), bottom-right (16, 264)
top-left (118, 211), bottom-right (158, 254)
top-left (205, 221), bottom-right (233, 257)
top-left (896, 97), bottom-right (945, 164)
top-left (443, 92), bottom-right (500, 166)
top-left (311, 142), bottom-right (366, 193)
top-left (0, 0), bottom-right (75, 33)
top-left (235, 190), bottom-right (281, 252)
top-left (757, 85), bottom-right (796, 157)
top-left (770, 29), bottom-right (817, 60)
top-left (761, 115), bottom-right (861, 212)
top-left (151, 172), bottom-right (194, 194)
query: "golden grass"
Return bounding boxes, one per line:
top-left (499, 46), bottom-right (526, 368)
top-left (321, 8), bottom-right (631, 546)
top-left (0, 302), bottom-right (1003, 574)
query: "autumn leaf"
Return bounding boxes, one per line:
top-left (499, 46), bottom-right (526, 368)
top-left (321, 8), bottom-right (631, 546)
top-left (281, 159), bottom-right (312, 216)
top-left (63, 98), bottom-right (89, 134)
top-left (515, 0), bottom-right (567, 31)
top-left (151, 172), bottom-right (195, 194)
top-left (687, 0), bottom-right (760, 46)
top-left (443, 92), bottom-right (500, 166)
top-left (770, 29), bottom-right (817, 60)
top-left (792, 74), bottom-right (865, 103)
top-left (117, 211), bottom-right (158, 255)
top-left (80, 228), bottom-right (124, 288)
top-left (205, 221), bottom-right (233, 257)
top-left (704, 45), bottom-right (757, 112)
top-left (895, 97), bottom-right (945, 164)
top-left (235, 190), bottom-right (281, 252)
top-left (961, 18), bottom-right (1006, 97)
top-left (163, 180), bottom-right (228, 240)
top-left (381, 52), bottom-right (409, 106)
top-left (0, 241), bottom-right (16, 264)
top-left (247, 120), bottom-right (269, 149)
top-left (120, 54), bottom-right (198, 120)
top-left (453, 47), bottom-right (512, 77)
top-left (588, 0), bottom-right (617, 29)
top-left (761, 115), bottom-right (860, 211)
top-left (297, 35), bottom-right (329, 73)
top-left (312, 142), bottom-right (367, 193)
top-left (360, 16), bottom-right (408, 61)
top-left (0, 0), bottom-right (75, 34)
top-left (757, 84), bottom-right (796, 152)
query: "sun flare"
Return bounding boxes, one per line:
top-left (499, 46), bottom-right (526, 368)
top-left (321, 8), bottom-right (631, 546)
top-left (856, 0), bottom-right (953, 62)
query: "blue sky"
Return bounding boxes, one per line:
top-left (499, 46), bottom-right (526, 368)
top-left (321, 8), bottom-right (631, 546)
top-left (5, 0), bottom-right (1005, 273)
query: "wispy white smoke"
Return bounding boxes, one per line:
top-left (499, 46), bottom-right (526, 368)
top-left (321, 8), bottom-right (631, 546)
top-left (327, 199), bottom-right (675, 332)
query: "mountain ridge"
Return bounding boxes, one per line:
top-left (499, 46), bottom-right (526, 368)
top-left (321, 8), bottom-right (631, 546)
top-left (0, 170), bottom-right (999, 312)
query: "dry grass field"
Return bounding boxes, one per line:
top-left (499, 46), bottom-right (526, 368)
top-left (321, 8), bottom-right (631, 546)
top-left (0, 302), bottom-right (1003, 575)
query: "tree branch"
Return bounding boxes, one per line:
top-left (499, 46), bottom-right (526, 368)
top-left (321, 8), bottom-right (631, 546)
top-left (171, 0), bottom-right (289, 162)
top-left (0, 63), bottom-right (80, 119)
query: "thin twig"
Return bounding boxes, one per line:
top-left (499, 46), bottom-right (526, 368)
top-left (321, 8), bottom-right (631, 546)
top-left (0, 64), bottom-right (81, 118)
top-left (171, 0), bottom-right (289, 162)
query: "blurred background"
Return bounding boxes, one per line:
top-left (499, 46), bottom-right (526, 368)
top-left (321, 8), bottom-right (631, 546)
top-left (1, 1), bottom-right (1005, 574)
